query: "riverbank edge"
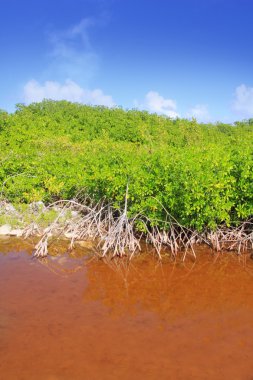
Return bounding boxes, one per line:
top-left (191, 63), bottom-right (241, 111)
top-left (1, 199), bottom-right (253, 260)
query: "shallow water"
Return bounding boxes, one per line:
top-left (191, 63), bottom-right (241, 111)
top-left (1, 239), bottom-right (253, 380)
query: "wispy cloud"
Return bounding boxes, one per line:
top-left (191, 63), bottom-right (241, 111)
top-left (23, 79), bottom-right (115, 107)
top-left (22, 16), bottom-right (116, 107)
top-left (46, 18), bottom-right (99, 82)
top-left (186, 104), bottom-right (211, 122)
top-left (233, 84), bottom-right (253, 117)
top-left (135, 91), bottom-right (179, 118)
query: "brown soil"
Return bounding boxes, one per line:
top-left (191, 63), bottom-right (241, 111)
top-left (1, 239), bottom-right (253, 380)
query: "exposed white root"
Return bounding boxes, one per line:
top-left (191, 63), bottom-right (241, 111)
top-left (22, 222), bottom-right (41, 239)
top-left (24, 193), bottom-right (253, 260)
top-left (204, 221), bottom-right (253, 254)
top-left (33, 236), bottom-right (49, 258)
top-left (100, 184), bottom-right (141, 258)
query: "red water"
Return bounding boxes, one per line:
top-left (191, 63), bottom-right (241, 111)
top-left (1, 238), bottom-right (253, 380)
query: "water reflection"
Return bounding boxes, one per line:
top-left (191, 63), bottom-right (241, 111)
top-left (1, 240), bottom-right (253, 380)
top-left (8, 241), bottom-right (251, 320)
top-left (79, 249), bottom-right (253, 319)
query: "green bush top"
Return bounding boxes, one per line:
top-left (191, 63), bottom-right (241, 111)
top-left (1, 99), bottom-right (253, 231)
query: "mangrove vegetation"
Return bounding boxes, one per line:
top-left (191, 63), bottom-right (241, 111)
top-left (1, 100), bottom-right (253, 258)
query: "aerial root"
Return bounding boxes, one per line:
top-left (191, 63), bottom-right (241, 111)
top-left (204, 220), bottom-right (253, 254)
top-left (99, 184), bottom-right (140, 258)
top-left (145, 223), bottom-right (197, 260)
top-left (25, 196), bottom-right (253, 259)
top-left (33, 235), bottom-right (49, 258)
top-left (100, 209), bottom-right (141, 259)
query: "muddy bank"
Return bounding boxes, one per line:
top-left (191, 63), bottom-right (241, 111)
top-left (1, 240), bottom-right (253, 380)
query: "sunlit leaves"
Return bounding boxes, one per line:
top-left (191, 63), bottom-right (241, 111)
top-left (1, 100), bottom-right (253, 231)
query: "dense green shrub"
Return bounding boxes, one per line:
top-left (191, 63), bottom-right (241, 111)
top-left (1, 100), bottom-right (253, 231)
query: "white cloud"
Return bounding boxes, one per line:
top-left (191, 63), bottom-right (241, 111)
top-left (135, 91), bottom-right (179, 118)
top-left (186, 104), bottom-right (211, 122)
top-left (23, 79), bottom-right (115, 107)
top-left (233, 84), bottom-right (253, 116)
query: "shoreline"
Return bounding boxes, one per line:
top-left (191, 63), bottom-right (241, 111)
top-left (1, 199), bottom-right (253, 259)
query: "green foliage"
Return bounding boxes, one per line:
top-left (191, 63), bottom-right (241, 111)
top-left (1, 99), bottom-right (253, 231)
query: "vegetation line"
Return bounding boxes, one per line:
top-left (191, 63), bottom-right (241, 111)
top-left (1, 100), bottom-right (253, 258)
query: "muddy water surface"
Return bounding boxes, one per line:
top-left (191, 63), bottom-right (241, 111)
top-left (1, 238), bottom-right (253, 380)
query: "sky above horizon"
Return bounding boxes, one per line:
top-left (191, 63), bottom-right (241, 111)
top-left (1, 0), bottom-right (253, 122)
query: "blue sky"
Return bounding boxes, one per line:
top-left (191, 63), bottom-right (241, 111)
top-left (1, 0), bottom-right (253, 122)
